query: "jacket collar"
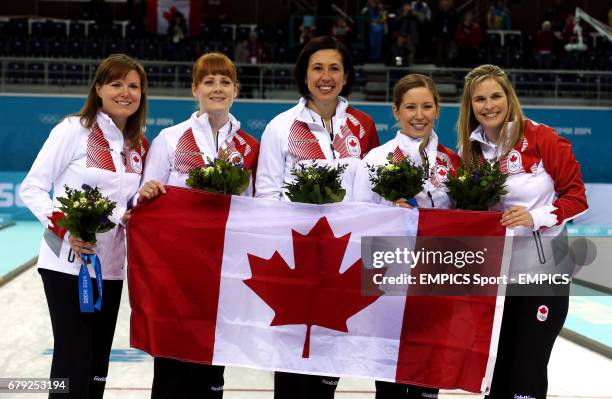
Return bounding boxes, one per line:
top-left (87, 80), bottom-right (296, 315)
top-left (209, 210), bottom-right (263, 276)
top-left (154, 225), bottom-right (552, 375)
top-left (295, 96), bottom-right (349, 124)
top-left (394, 129), bottom-right (439, 168)
top-left (96, 111), bottom-right (124, 141)
top-left (189, 111), bottom-right (241, 143)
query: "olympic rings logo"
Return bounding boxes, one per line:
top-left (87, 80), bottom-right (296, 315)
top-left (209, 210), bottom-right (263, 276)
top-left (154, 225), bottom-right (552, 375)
top-left (247, 119), bottom-right (267, 131)
top-left (39, 114), bottom-right (61, 125)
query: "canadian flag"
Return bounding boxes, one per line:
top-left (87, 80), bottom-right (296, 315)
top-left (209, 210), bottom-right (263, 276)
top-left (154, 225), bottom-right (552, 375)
top-left (128, 187), bottom-right (507, 392)
top-left (146, 0), bottom-right (201, 36)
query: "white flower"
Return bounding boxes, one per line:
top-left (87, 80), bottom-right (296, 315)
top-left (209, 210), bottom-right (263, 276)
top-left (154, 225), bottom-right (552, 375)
top-left (384, 164), bottom-right (399, 172)
top-left (203, 166), bottom-right (214, 177)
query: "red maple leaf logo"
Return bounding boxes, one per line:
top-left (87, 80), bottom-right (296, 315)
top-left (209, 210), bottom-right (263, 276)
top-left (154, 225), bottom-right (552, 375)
top-left (510, 154), bottom-right (518, 163)
top-left (348, 138), bottom-right (357, 147)
top-left (539, 306), bottom-right (548, 315)
top-left (133, 155), bottom-right (140, 163)
top-left (437, 168), bottom-right (447, 177)
top-left (244, 217), bottom-right (384, 358)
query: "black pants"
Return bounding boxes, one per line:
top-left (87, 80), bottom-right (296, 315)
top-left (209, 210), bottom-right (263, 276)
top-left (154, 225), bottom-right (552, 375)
top-left (39, 268), bottom-right (123, 399)
top-left (375, 381), bottom-right (439, 399)
top-left (274, 372), bottom-right (338, 399)
top-left (151, 357), bottom-right (224, 399)
top-left (486, 292), bottom-right (569, 399)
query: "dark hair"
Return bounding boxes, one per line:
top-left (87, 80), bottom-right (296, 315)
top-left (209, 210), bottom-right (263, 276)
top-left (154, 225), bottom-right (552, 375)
top-left (293, 36), bottom-right (355, 98)
top-left (77, 54), bottom-right (147, 149)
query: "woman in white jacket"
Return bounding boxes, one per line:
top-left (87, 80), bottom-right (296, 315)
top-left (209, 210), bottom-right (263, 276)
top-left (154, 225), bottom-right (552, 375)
top-left (137, 52), bottom-right (259, 399)
top-left (255, 36), bottom-right (379, 399)
top-left (456, 64), bottom-right (587, 399)
top-left (19, 54), bottom-right (149, 399)
top-left (353, 73), bottom-right (459, 399)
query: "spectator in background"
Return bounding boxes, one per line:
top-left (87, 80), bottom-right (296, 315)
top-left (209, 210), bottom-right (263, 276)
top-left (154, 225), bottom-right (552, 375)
top-left (363, 0), bottom-right (387, 63)
top-left (560, 14), bottom-right (586, 69)
top-left (394, 2), bottom-right (419, 66)
top-left (487, 0), bottom-right (512, 30)
top-left (167, 10), bottom-right (188, 44)
top-left (561, 14), bottom-right (577, 45)
top-left (234, 37), bottom-right (249, 64)
top-left (386, 34), bottom-right (412, 66)
top-left (299, 15), bottom-right (317, 47)
top-left (237, 31), bottom-right (267, 98)
top-left (411, 0), bottom-right (432, 23)
top-left (332, 16), bottom-right (354, 49)
top-left (432, 0), bottom-right (457, 66)
top-left (411, 0), bottom-right (432, 60)
top-left (535, 20), bottom-right (557, 69)
top-left (246, 30), bottom-right (266, 64)
top-left (166, 10), bottom-right (188, 60)
top-left (544, 0), bottom-right (570, 31)
top-left (455, 10), bottom-right (483, 67)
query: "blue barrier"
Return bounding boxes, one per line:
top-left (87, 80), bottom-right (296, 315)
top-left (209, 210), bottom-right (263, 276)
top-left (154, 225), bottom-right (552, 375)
top-left (1, 95), bottom-right (610, 219)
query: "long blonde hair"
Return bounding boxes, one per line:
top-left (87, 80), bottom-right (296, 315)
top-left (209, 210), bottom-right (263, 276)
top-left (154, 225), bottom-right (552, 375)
top-left (456, 64), bottom-right (524, 166)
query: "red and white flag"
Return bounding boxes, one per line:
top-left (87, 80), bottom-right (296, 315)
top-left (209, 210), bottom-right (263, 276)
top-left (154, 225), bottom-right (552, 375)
top-left (146, 0), bottom-right (201, 36)
top-left (128, 187), bottom-right (507, 392)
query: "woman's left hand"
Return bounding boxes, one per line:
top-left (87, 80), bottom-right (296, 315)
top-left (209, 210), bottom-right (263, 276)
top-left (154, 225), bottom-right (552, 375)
top-left (501, 206), bottom-right (534, 229)
top-left (121, 210), bottom-right (132, 225)
top-left (394, 198), bottom-right (413, 209)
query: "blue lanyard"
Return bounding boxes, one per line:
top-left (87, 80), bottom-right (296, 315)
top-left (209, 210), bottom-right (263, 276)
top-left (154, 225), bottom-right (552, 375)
top-left (78, 253), bottom-right (103, 313)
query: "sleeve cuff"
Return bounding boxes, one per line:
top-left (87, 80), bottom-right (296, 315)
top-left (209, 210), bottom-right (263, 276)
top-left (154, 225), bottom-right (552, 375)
top-left (530, 205), bottom-right (558, 231)
top-left (47, 211), bottom-right (68, 239)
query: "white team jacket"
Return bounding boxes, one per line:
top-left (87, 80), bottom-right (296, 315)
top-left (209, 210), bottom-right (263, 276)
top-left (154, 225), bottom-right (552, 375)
top-left (471, 119), bottom-right (588, 237)
top-left (255, 97), bottom-right (379, 201)
top-left (19, 112), bottom-right (146, 279)
top-left (353, 130), bottom-right (459, 209)
top-left (140, 112), bottom-right (259, 194)
top-left (472, 119), bottom-right (588, 277)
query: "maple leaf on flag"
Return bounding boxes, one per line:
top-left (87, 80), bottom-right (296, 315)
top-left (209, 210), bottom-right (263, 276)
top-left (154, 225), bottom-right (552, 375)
top-left (244, 216), bottom-right (384, 358)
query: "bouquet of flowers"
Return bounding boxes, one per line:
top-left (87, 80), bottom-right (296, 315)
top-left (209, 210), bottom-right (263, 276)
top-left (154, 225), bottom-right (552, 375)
top-left (55, 184), bottom-right (115, 312)
top-left (55, 184), bottom-right (117, 243)
top-left (445, 160), bottom-right (508, 210)
top-left (284, 162), bottom-right (347, 204)
top-left (368, 154), bottom-right (426, 202)
top-left (186, 152), bottom-right (251, 195)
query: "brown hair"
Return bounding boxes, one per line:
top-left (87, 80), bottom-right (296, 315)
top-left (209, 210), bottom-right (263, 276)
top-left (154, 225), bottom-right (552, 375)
top-left (77, 54), bottom-right (147, 149)
top-left (392, 73), bottom-right (440, 161)
top-left (456, 64), bottom-right (524, 166)
top-left (192, 52), bottom-right (239, 88)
